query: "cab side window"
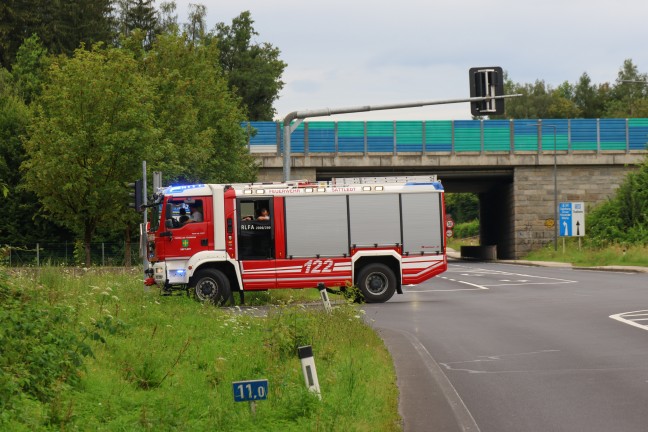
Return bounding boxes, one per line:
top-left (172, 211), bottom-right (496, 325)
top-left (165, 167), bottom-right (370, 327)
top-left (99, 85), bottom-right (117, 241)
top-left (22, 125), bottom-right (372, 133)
top-left (167, 199), bottom-right (204, 229)
top-left (238, 198), bottom-right (273, 259)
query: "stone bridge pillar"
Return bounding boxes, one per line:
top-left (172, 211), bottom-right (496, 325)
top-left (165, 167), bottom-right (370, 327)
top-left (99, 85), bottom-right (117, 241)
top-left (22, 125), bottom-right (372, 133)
top-left (512, 165), bottom-right (632, 258)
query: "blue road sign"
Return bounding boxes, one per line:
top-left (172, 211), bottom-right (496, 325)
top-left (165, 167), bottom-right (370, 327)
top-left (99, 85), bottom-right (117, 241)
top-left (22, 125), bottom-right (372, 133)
top-left (559, 202), bottom-right (585, 237)
top-left (233, 379), bottom-right (268, 402)
top-left (559, 202), bottom-right (572, 237)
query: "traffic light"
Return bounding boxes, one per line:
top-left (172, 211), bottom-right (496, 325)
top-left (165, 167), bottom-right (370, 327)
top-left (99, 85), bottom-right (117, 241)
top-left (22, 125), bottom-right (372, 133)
top-left (469, 66), bottom-right (504, 116)
top-left (128, 179), bottom-right (144, 212)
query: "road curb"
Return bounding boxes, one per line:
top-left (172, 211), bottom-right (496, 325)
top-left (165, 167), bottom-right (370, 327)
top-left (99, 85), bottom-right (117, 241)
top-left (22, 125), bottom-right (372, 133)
top-left (448, 251), bottom-right (648, 273)
top-left (377, 328), bottom-right (480, 432)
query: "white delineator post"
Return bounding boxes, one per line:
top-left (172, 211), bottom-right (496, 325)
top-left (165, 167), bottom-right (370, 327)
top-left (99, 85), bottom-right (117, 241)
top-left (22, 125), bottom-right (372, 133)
top-left (317, 282), bottom-right (332, 313)
top-left (297, 345), bottom-right (321, 399)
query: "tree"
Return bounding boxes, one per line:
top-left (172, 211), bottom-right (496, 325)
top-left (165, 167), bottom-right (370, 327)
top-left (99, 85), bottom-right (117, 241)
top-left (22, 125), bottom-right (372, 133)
top-left (22, 44), bottom-right (157, 265)
top-left (0, 0), bottom-right (115, 69)
top-left (184, 3), bottom-right (206, 44)
top-left (11, 34), bottom-right (49, 104)
top-left (0, 67), bottom-right (30, 236)
top-left (213, 11), bottom-right (286, 120)
top-left (588, 159), bottom-right (648, 245)
top-left (115, 0), bottom-right (158, 48)
top-left (134, 32), bottom-right (257, 184)
top-left (157, 1), bottom-right (179, 35)
top-left (0, 65), bottom-right (72, 245)
top-left (445, 193), bottom-right (479, 223)
top-left (573, 73), bottom-right (607, 118)
top-left (606, 59), bottom-right (648, 117)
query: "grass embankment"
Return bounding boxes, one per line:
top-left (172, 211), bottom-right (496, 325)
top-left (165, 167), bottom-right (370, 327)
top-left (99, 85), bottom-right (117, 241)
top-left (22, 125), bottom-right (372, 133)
top-left (523, 241), bottom-right (648, 267)
top-left (449, 237), bottom-right (648, 267)
top-left (1, 268), bottom-right (400, 431)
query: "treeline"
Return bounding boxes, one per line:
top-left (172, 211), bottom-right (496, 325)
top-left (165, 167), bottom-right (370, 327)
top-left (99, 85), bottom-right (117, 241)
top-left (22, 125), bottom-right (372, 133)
top-left (492, 59), bottom-right (648, 119)
top-left (0, 1), bottom-right (286, 265)
top-left (1, 1), bottom-right (647, 263)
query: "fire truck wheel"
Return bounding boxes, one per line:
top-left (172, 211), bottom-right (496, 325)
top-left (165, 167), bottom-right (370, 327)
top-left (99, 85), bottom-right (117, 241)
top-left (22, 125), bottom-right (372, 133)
top-left (356, 263), bottom-right (397, 303)
top-left (193, 269), bottom-right (231, 306)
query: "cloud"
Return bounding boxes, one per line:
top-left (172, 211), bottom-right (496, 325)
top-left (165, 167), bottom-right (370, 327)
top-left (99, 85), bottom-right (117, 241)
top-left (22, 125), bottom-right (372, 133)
top-left (174, 0), bottom-right (648, 121)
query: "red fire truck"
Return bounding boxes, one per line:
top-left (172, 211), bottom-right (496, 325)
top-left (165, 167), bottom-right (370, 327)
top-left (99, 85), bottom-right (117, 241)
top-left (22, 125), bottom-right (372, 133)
top-left (144, 176), bottom-right (448, 304)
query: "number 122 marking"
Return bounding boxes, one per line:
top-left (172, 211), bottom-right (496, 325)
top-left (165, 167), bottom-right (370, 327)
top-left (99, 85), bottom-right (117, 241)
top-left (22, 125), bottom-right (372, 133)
top-left (303, 259), bottom-right (334, 273)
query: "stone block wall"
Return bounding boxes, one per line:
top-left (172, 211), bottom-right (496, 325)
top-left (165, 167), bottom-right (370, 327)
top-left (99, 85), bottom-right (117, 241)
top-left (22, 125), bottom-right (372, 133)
top-left (512, 165), bottom-right (634, 258)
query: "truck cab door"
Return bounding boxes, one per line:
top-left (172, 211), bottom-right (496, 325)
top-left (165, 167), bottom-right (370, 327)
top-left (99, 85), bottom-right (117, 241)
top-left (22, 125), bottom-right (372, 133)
top-left (237, 197), bottom-right (276, 290)
top-left (163, 197), bottom-right (213, 258)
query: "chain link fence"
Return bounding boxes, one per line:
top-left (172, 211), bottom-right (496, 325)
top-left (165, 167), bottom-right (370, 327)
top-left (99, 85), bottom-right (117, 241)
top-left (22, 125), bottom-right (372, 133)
top-left (1, 242), bottom-right (143, 267)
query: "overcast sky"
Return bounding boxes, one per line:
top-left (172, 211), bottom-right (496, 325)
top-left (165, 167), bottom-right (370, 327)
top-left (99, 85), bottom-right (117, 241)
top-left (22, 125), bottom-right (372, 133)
top-left (173, 0), bottom-right (648, 121)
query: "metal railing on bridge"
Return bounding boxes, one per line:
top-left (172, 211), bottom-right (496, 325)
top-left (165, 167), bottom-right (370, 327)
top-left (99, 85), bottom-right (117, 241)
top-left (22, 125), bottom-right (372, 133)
top-left (244, 119), bottom-right (648, 155)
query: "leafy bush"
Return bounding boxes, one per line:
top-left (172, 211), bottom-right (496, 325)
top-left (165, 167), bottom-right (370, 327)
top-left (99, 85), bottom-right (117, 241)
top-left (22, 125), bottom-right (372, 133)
top-left (453, 219), bottom-right (480, 239)
top-left (587, 161), bottom-right (648, 246)
top-left (0, 270), bottom-right (91, 425)
top-left (445, 193), bottom-right (479, 223)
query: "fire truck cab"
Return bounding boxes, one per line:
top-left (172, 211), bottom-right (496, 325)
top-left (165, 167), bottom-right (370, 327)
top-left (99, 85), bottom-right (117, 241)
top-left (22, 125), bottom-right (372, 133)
top-left (145, 176), bottom-right (448, 304)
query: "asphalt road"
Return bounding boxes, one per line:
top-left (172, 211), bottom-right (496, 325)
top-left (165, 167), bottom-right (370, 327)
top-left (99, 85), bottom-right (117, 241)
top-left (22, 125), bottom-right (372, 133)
top-left (365, 261), bottom-right (648, 432)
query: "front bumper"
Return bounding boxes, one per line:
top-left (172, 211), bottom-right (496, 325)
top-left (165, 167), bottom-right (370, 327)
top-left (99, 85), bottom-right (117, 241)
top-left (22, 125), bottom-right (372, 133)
top-left (151, 260), bottom-right (191, 286)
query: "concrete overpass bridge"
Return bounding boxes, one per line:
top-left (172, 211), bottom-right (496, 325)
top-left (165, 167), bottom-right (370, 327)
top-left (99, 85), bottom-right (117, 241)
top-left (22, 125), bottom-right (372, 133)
top-left (246, 119), bottom-right (648, 259)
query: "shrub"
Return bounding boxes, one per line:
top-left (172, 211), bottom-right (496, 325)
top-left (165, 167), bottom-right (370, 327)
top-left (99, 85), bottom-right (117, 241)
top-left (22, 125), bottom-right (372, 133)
top-left (453, 219), bottom-right (479, 239)
top-left (0, 270), bottom-right (91, 422)
top-left (587, 161), bottom-right (648, 246)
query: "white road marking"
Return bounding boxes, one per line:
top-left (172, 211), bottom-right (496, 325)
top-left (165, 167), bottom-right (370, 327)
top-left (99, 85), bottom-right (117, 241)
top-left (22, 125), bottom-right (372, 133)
top-left (440, 350), bottom-right (561, 374)
top-left (610, 310), bottom-right (648, 332)
top-left (429, 265), bottom-right (577, 291)
top-left (398, 330), bottom-right (482, 432)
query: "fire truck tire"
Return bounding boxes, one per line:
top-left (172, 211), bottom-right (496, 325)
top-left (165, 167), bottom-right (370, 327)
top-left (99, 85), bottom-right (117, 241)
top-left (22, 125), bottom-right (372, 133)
top-left (192, 269), bottom-right (231, 306)
top-left (356, 263), bottom-right (396, 303)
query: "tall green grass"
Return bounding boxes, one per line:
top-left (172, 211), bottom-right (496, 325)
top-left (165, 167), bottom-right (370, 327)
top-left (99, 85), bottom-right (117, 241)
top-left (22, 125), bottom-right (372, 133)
top-left (1, 268), bottom-right (400, 431)
top-left (523, 240), bottom-right (648, 267)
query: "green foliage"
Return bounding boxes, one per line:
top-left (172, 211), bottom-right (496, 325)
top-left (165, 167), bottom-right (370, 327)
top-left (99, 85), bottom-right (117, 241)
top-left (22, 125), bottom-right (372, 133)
top-left (214, 11), bottom-right (287, 121)
top-left (22, 43), bottom-right (157, 265)
top-left (0, 0), bottom-right (116, 69)
top-left (11, 34), bottom-right (50, 104)
top-left (1, 269), bottom-right (400, 430)
top-left (341, 282), bottom-right (366, 304)
top-left (135, 32), bottom-right (257, 184)
top-left (524, 240), bottom-right (648, 267)
top-left (453, 220), bottom-right (480, 239)
top-left (493, 59), bottom-right (648, 119)
top-left (445, 193), bottom-right (479, 223)
top-left (587, 161), bottom-right (648, 246)
top-left (115, 0), bottom-right (159, 49)
top-left (0, 270), bottom-right (91, 419)
top-left (184, 3), bottom-right (207, 43)
top-left (0, 67), bottom-right (71, 245)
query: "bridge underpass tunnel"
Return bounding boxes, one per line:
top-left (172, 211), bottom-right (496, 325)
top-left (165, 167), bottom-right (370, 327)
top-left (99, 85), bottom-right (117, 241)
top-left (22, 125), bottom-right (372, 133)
top-left (478, 182), bottom-right (514, 259)
top-left (442, 171), bottom-right (514, 260)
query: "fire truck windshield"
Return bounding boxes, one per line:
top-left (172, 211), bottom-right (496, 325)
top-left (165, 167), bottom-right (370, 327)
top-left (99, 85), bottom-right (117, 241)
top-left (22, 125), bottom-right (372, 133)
top-left (150, 203), bottom-right (162, 232)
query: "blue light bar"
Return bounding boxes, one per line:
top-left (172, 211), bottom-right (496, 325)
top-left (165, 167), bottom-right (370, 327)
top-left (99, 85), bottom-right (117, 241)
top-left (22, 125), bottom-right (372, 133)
top-left (405, 181), bottom-right (444, 190)
top-left (165, 184), bottom-right (205, 194)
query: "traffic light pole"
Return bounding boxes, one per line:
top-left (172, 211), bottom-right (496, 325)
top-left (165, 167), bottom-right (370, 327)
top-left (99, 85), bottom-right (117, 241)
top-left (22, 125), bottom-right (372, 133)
top-left (281, 94), bottom-right (521, 181)
top-left (142, 160), bottom-right (148, 272)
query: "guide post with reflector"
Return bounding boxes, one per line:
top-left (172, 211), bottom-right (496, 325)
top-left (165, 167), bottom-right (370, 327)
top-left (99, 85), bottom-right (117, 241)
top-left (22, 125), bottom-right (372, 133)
top-left (298, 345), bottom-right (321, 399)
